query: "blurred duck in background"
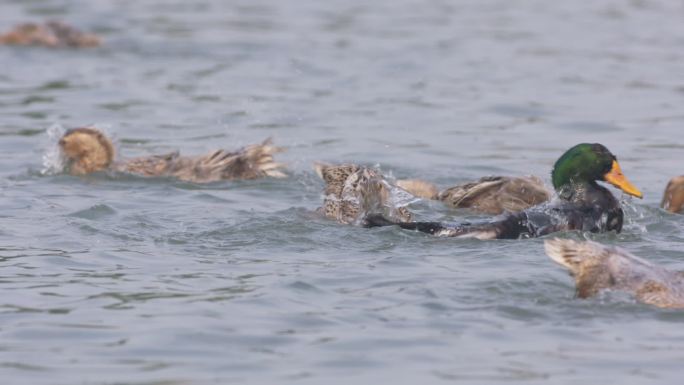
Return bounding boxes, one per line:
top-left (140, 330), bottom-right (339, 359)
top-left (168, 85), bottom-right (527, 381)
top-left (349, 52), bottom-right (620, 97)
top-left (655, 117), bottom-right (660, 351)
top-left (0, 21), bottom-right (100, 48)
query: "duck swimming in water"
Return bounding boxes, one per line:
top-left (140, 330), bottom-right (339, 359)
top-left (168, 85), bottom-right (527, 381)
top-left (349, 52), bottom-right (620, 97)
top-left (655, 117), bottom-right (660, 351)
top-left (0, 21), bottom-right (100, 48)
top-left (397, 175), bottom-right (552, 215)
top-left (545, 239), bottom-right (684, 309)
top-left (661, 176), bottom-right (684, 214)
top-left (314, 163), bottom-right (413, 225)
top-left (58, 127), bottom-right (286, 182)
top-left (366, 143), bottom-right (643, 239)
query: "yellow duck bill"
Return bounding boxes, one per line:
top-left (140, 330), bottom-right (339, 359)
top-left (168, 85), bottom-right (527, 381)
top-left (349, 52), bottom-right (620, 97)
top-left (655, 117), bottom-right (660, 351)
top-left (603, 160), bottom-right (643, 198)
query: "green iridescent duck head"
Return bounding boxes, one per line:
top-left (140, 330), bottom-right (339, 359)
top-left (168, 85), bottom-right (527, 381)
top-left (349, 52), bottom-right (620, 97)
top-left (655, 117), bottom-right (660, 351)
top-left (551, 143), bottom-right (643, 198)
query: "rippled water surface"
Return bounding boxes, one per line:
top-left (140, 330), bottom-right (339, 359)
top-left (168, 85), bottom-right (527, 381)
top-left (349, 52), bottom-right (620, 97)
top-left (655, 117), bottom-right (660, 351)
top-left (3, 1), bottom-right (684, 384)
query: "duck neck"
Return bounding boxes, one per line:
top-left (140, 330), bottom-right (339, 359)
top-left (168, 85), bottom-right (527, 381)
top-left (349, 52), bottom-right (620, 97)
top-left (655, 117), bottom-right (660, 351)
top-left (555, 180), bottom-right (602, 203)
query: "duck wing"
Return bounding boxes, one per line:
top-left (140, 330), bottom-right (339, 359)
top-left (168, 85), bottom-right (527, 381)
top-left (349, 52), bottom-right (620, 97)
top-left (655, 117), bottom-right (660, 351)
top-left (170, 138), bottom-right (286, 183)
top-left (439, 176), bottom-right (551, 214)
top-left (117, 151), bottom-right (180, 177)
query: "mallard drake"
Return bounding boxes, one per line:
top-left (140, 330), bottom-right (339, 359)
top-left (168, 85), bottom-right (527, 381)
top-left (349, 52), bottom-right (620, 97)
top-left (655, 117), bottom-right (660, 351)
top-left (397, 175), bottom-right (552, 214)
top-left (58, 127), bottom-right (286, 182)
top-left (661, 176), bottom-right (684, 214)
top-left (366, 143), bottom-right (643, 239)
top-left (545, 239), bottom-right (684, 309)
top-left (0, 21), bottom-right (100, 48)
top-left (314, 163), bottom-right (412, 225)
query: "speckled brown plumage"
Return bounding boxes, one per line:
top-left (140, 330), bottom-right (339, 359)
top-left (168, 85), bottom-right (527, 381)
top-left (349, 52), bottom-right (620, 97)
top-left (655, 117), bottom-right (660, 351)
top-left (661, 176), bottom-right (684, 214)
top-left (0, 21), bottom-right (100, 48)
top-left (314, 163), bottom-right (412, 225)
top-left (545, 239), bottom-right (684, 309)
top-left (58, 127), bottom-right (286, 182)
top-left (398, 175), bottom-right (552, 214)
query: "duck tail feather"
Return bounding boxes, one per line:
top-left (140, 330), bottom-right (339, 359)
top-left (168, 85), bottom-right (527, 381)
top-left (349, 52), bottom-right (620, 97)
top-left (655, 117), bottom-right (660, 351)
top-left (235, 139), bottom-right (287, 178)
top-left (192, 139), bottom-right (286, 180)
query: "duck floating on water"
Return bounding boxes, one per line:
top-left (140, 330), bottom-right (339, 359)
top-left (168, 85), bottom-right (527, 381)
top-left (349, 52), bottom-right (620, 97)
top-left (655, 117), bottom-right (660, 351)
top-left (661, 176), bottom-right (684, 214)
top-left (366, 143), bottom-right (643, 239)
top-left (0, 21), bottom-right (100, 48)
top-left (545, 239), bottom-right (684, 309)
top-left (314, 163), bottom-right (412, 225)
top-left (397, 175), bottom-right (552, 214)
top-left (58, 127), bottom-right (286, 183)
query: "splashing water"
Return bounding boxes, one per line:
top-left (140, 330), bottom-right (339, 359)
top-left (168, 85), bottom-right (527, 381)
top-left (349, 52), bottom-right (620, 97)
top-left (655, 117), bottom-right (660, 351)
top-left (41, 123), bottom-right (66, 175)
top-left (384, 179), bottom-right (421, 209)
top-left (621, 196), bottom-right (651, 234)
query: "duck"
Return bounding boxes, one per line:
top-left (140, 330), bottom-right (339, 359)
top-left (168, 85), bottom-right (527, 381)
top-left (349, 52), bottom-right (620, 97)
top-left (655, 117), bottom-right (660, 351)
top-left (397, 175), bottom-right (552, 214)
top-left (58, 127), bottom-right (286, 182)
top-left (314, 163), bottom-right (412, 225)
top-left (0, 21), bottom-right (100, 48)
top-left (365, 143), bottom-right (643, 239)
top-left (545, 238), bottom-right (684, 309)
top-left (661, 176), bottom-right (684, 214)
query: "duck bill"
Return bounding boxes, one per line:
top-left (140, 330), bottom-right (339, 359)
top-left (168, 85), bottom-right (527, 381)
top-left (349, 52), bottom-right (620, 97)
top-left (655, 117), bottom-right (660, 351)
top-left (603, 160), bottom-right (643, 199)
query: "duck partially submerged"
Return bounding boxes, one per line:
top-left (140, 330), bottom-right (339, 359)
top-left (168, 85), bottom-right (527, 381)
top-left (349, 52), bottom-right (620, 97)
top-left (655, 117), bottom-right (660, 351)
top-left (314, 163), bottom-right (412, 225)
top-left (58, 127), bottom-right (286, 182)
top-left (545, 239), bottom-right (684, 309)
top-left (661, 176), bottom-right (684, 214)
top-left (0, 21), bottom-right (100, 48)
top-left (366, 143), bottom-right (643, 239)
top-left (398, 175), bottom-right (551, 214)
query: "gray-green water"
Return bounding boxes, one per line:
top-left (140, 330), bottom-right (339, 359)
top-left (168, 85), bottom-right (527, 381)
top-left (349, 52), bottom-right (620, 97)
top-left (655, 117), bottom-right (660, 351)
top-left (2, 1), bottom-right (684, 384)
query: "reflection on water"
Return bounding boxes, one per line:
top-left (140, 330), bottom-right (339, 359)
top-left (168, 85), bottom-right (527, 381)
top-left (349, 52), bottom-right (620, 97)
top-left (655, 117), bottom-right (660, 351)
top-left (2, 0), bottom-right (684, 384)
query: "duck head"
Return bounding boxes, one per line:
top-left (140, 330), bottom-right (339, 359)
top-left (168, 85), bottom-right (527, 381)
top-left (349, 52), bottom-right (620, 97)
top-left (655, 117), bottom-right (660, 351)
top-left (551, 143), bottom-right (642, 199)
top-left (58, 127), bottom-right (114, 175)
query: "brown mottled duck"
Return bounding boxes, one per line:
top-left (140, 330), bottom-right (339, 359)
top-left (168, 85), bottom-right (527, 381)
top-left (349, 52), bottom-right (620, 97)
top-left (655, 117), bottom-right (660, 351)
top-left (58, 127), bottom-right (286, 183)
top-left (545, 238), bottom-right (684, 309)
top-left (314, 163), bottom-right (412, 225)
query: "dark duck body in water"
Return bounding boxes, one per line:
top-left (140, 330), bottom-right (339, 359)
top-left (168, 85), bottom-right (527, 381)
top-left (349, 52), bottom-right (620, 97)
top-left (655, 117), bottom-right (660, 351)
top-left (365, 144), bottom-right (643, 239)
